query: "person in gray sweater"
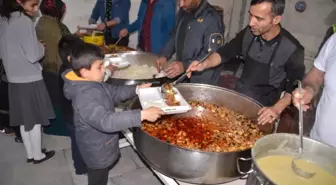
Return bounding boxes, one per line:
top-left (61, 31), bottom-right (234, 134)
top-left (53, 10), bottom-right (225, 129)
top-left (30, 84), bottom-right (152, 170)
top-left (0, 0), bottom-right (55, 163)
top-left (62, 43), bottom-right (164, 185)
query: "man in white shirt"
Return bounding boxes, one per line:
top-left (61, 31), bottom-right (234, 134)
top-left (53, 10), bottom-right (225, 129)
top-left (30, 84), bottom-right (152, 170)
top-left (292, 33), bottom-right (336, 148)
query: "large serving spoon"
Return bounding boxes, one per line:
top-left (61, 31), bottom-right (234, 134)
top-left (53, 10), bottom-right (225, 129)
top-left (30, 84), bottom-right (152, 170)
top-left (291, 80), bottom-right (316, 178)
top-left (160, 51), bottom-right (213, 94)
top-left (113, 37), bottom-right (122, 47)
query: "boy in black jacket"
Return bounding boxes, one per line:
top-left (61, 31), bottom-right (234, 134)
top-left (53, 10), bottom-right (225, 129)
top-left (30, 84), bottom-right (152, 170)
top-left (58, 35), bottom-right (87, 175)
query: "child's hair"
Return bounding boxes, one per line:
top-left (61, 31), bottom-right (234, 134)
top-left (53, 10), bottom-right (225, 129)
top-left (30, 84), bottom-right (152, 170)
top-left (58, 35), bottom-right (84, 67)
top-left (70, 43), bottom-right (104, 77)
top-left (0, 0), bottom-right (26, 19)
top-left (40, 0), bottom-right (66, 21)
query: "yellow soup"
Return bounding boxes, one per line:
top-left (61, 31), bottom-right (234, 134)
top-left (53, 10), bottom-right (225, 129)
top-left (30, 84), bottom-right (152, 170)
top-left (256, 155), bottom-right (336, 185)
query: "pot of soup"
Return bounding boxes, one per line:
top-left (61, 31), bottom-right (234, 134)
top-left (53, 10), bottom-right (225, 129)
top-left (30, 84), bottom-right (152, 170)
top-left (237, 133), bottom-right (336, 185)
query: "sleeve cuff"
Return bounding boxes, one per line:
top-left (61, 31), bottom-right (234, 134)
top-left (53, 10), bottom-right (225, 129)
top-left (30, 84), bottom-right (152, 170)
top-left (113, 17), bottom-right (121, 24)
top-left (284, 80), bottom-right (296, 93)
top-left (103, 69), bottom-right (112, 82)
top-left (88, 18), bottom-right (96, 24)
top-left (130, 109), bottom-right (142, 127)
top-left (160, 54), bottom-right (171, 61)
top-left (314, 62), bottom-right (325, 72)
top-left (182, 60), bottom-right (191, 71)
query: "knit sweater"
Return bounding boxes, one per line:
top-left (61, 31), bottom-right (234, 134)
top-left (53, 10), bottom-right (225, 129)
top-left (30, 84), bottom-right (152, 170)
top-left (0, 11), bottom-right (45, 83)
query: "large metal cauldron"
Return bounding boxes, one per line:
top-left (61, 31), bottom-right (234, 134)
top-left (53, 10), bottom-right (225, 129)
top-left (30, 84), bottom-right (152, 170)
top-left (130, 83), bottom-right (278, 184)
top-left (242, 133), bottom-right (336, 185)
top-left (106, 51), bottom-right (169, 86)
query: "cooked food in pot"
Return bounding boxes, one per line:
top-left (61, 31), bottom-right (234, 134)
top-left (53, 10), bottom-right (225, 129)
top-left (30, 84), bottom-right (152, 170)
top-left (104, 45), bottom-right (132, 53)
top-left (142, 101), bottom-right (265, 152)
top-left (257, 155), bottom-right (336, 185)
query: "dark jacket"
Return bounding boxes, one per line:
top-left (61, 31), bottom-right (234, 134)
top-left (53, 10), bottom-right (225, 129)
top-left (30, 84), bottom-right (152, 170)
top-left (90, 0), bottom-right (130, 38)
top-left (126, 0), bottom-right (175, 54)
top-left (161, 0), bottom-right (224, 85)
top-left (62, 70), bottom-right (141, 169)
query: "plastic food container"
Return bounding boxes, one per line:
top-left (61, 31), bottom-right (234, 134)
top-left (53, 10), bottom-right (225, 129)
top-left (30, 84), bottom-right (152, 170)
top-left (138, 87), bottom-right (192, 114)
top-left (83, 31), bottom-right (104, 46)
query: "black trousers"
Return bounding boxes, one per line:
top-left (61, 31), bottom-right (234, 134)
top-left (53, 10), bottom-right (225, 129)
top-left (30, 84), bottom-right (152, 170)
top-left (87, 167), bottom-right (109, 185)
top-left (104, 31), bottom-right (129, 46)
top-left (0, 80), bottom-right (21, 137)
top-left (87, 157), bottom-right (120, 185)
top-left (66, 124), bottom-right (87, 174)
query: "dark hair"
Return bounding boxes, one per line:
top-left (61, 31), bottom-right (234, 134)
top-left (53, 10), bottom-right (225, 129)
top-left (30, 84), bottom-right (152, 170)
top-left (70, 43), bottom-right (104, 77)
top-left (250, 0), bottom-right (285, 16)
top-left (0, 0), bottom-right (26, 19)
top-left (40, 0), bottom-right (66, 21)
top-left (58, 35), bottom-right (84, 68)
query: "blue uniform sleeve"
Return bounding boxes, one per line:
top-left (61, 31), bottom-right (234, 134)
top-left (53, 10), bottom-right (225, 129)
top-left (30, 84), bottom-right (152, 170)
top-left (90, 0), bottom-right (103, 22)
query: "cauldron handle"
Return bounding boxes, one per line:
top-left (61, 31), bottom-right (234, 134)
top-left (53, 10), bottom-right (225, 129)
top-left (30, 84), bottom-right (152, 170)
top-left (238, 161), bottom-right (269, 185)
top-left (236, 157), bottom-right (253, 175)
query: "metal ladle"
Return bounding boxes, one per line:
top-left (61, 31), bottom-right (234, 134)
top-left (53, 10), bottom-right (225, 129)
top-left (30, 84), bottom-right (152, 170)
top-left (291, 80), bottom-right (316, 178)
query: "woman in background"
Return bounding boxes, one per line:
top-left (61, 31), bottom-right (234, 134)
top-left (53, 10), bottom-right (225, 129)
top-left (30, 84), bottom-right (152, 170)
top-left (119, 0), bottom-right (175, 54)
top-left (36, 0), bottom-right (82, 74)
top-left (36, 0), bottom-right (83, 107)
top-left (89, 0), bottom-right (131, 46)
top-left (0, 0), bottom-right (55, 163)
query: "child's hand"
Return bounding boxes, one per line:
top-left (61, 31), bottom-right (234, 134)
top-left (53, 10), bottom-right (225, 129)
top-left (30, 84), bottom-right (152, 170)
top-left (75, 28), bottom-right (87, 37)
top-left (141, 107), bottom-right (164, 122)
top-left (96, 23), bottom-right (106, 31)
top-left (138, 83), bottom-right (152, 89)
top-left (106, 64), bottom-right (116, 73)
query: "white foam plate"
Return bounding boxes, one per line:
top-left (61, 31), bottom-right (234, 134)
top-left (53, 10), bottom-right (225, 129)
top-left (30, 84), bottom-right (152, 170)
top-left (78, 24), bottom-right (97, 30)
top-left (104, 54), bottom-right (130, 69)
top-left (138, 87), bottom-right (192, 114)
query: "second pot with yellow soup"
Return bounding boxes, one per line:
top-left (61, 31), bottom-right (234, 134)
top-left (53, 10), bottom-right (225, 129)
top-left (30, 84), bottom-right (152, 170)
top-left (237, 133), bottom-right (336, 185)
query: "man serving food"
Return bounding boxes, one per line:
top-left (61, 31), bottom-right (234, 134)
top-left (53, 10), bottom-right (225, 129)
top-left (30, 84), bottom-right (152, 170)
top-left (156, 0), bottom-right (224, 85)
top-left (186, 0), bottom-right (305, 125)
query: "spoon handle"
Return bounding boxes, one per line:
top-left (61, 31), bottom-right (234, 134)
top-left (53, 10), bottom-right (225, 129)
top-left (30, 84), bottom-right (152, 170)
top-left (297, 80), bottom-right (303, 153)
top-left (195, 51), bottom-right (214, 68)
top-left (172, 51), bottom-right (214, 85)
top-left (113, 37), bottom-right (122, 47)
top-left (172, 72), bottom-right (188, 86)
